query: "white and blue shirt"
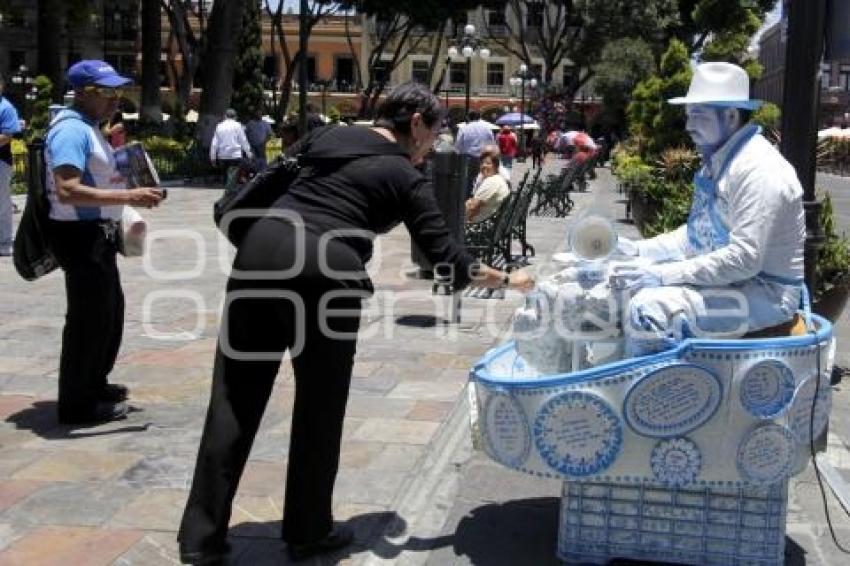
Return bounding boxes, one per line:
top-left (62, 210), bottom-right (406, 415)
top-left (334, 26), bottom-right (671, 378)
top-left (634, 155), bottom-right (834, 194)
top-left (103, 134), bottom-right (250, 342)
top-left (45, 108), bottom-right (126, 221)
top-left (0, 95), bottom-right (22, 166)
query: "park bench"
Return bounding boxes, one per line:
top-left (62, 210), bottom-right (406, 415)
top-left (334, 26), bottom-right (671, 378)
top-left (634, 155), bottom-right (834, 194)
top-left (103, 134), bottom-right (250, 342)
top-left (506, 167), bottom-right (543, 261)
top-left (530, 159), bottom-right (581, 217)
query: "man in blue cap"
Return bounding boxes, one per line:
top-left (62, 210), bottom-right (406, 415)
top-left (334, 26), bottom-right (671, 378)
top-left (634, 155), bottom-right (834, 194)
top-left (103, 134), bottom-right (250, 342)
top-left (617, 62), bottom-right (806, 355)
top-left (0, 73), bottom-right (22, 257)
top-left (45, 60), bottom-right (164, 424)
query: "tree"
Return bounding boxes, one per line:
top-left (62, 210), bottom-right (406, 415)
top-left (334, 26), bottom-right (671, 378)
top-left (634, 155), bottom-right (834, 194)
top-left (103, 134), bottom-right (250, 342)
top-left (592, 38), bottom-right (656, 135)
top-left (626, 38), bottom-right (693, 158)
top-left (264, 0), bottom-right (341, 120)
top-left (140, 0), bottom-right (163, 126)
top-left (232, 0), bottom-right (265, 121)
top-left (161, 0), bottom-right (208, 114)
top-left (339, 0), bottom-right (486, 117)
top-left (481, 0), bottom-right (678, 97)
top-left (36, 0), bottom-right (65, 101)
top-left (196, 0), bottom-right (246, 147)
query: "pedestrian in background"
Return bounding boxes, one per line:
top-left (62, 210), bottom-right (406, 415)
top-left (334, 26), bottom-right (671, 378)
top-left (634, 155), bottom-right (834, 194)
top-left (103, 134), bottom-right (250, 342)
top-left (44, 60), bottom-right (163, 424)
top-left (454, 110), bottom-right (495, 197)
top-left (209, 108), bottom-right (252, 193)
top-left (244, 111), bottom-right (273, 172)
top-left (0, 73), bottom-right (22, 257)
top-left (496, 125), bottom-right (518, 173)
top-left (104, 110), bottom-right (126, 149)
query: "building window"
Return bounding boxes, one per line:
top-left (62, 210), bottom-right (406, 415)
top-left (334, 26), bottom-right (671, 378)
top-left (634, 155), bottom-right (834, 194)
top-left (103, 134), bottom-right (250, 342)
top-left (526, 1), bottom-right (544, 27)
top-left (9, 51), bottom-right (26, 73)
top-left (374, 60), bottom-right (391, 85)
top-left (486, 7), bottom-right (506, 27)
top-left (411, 61), bottom-right (429, 84)
top-left (487, 62), bottom-right (504, 88)
top-left (449, 62), bottom-right (467, 86)
top-left (821, 63), bottom-right (832, 90)
top-left (305, 56), bottom-right (317, 84)
top-left (531, 63), bottom-right (544, 80)
top-left (335, 57), bottom-right (354, 90)
top-left (840, 65), bottom-right (850, 92)
top-left (562, 65), bottom-right (575, 89)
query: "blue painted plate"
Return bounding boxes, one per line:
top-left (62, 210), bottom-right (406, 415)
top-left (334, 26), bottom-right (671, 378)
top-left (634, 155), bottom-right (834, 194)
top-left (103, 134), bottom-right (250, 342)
top-left (534, 391), bottom-right (622, 477)
top-left (739, 360), bottom-right (796, 418)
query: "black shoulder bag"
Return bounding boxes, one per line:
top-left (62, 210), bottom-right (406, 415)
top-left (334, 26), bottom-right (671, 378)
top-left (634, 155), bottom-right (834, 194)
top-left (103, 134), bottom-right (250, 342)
top-left (13, 116), bottom-right (89, 280)
top-left (213, 126), bottom-right (335, 247)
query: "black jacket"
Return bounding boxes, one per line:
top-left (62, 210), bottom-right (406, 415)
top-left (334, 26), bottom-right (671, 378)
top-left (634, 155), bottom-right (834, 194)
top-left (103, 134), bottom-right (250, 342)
top-left (273, 126), bottom-right (477, 290)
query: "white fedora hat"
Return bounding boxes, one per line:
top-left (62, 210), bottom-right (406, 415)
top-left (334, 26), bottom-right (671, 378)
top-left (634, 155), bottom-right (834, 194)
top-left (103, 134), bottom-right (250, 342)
top-left (668, 62), bottom-right (762, 110)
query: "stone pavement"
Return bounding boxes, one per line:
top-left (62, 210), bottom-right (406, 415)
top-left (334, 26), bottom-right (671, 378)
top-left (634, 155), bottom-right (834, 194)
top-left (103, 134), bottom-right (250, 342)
top-left (0, 157), bottom-right (570, 565)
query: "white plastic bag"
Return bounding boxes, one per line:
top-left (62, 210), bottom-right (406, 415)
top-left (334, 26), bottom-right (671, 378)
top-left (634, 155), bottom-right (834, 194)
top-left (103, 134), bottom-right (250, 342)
top-left (119, 206), bottom-right (147, 257)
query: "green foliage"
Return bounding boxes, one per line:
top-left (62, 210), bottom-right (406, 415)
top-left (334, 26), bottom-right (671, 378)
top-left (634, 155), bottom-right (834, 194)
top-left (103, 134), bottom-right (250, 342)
top-left (26, 75), bottom-right (54, 141)
top-left (593, 38), bottom-right (656, 127)
top-left (326, 106), bottom-right (341, 124)
top-left (231, 0), bottom-right (265, 121)
top-left (626, 39), bottom-right (692, 159)
top-left (816, 192), bottom-right (850, 294)
top-left (752, 102), bottom-right (781, 131)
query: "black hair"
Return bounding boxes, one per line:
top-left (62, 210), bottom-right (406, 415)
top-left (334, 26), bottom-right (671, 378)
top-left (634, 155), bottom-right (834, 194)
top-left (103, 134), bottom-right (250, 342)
top-left (373, 81), bottom-right (443, 135)
top-left (738, 109), bottom-right (754, 124)
top-left (467, 110), bottom-right (481, 121)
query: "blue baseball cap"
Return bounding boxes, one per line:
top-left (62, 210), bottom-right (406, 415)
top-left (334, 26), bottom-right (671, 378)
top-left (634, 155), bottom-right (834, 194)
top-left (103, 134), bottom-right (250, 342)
top-left (67, 60), bottom-right (132, 89)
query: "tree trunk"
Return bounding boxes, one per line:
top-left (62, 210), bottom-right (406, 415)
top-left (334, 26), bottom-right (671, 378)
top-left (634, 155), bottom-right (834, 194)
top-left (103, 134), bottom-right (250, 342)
top-left (196, 0), bottom-right (246, 147)
top-left (37, 0), bottom-right (64, 102)
top-left (140, 0), bottom-right (163, 124)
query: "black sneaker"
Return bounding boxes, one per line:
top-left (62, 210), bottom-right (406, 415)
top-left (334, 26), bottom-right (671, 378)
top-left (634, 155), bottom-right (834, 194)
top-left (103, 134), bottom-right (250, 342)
top-left (58, 401), bottom-right (129, 425)
top-left (287, 524), bottom-right (354, 562)
top-left (98, 383), bottom-right (129, 403)
top-left (179, 541), bottom-right (230, 565)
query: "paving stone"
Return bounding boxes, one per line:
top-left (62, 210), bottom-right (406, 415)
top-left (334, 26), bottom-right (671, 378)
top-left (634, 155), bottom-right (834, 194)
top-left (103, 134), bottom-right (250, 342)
top-left (345, 396), bottom-right (415, 419)
top-left (12, 450), bottom-right (143, 482)
top-left (339, 441), bottom-right (385, 469)
top-left (110, 488), bottom-right (188, 531)
top-left (111, 530), bottom-right (182, 566)
top-left (406, 400), bottom-right (455, 422)
top-left (352, 418), bottom-right (440, 445)
top-left (349, 375), bottom-right (399, 395)
top-left (119, 454), bottom-right (195, 490)
top-left (0, 450), bottom-right (43, 479)
top-left (0, 522), bottom-right (29, 553)
top-left (0, 525), bottom-right (142, 566)
top-left (0, 482), bottom-right (141, 528)
top-left (333, 469), bottom-right (409, 507)
top-left (0, 481), bottom-right (43, 513)
top-left (365, 444), bottom-right (425, 473)
top-left (388, 380), bottom-right (465, 402)
top-left (229, 494), bottom-right (284, 538)
top-left (238, 461), bottom-right (286, 499)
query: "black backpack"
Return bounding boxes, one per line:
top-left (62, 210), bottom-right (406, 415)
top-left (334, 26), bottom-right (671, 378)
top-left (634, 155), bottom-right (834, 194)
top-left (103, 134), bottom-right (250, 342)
top-left (13, 116), bottom-right (85, 281)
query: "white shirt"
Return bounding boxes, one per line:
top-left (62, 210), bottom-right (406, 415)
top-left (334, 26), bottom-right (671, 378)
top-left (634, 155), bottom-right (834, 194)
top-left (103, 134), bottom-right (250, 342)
top-left (210, 118), bottom-right (252, 162)
top-left (454, 120), bottom-right (495, 157)
top-left (638, 126), bottom-right (805, 288)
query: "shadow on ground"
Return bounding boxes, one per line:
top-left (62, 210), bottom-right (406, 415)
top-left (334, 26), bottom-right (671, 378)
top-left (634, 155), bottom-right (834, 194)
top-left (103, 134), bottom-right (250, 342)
top-left (226, 511), bottom-right (406, 565)
top-left (5, 400), bottom-right (151, 439)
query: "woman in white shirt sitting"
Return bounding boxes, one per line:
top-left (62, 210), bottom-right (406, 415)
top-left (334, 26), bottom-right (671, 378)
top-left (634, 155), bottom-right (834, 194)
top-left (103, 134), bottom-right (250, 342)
top-left (466, 149), bottom-right (510, 223)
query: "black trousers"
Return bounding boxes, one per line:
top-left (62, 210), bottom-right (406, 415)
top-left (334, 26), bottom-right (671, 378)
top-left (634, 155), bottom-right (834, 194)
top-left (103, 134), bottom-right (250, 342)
top-left (46, 220), bottom-right (124, 418)
top-left (179, 218), bottom-right (364, 550)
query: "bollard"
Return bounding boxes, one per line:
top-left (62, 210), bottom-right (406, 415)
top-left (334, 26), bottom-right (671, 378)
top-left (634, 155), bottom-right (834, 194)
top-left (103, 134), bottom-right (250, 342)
top-left (411, 149), bottom-right (468, 323)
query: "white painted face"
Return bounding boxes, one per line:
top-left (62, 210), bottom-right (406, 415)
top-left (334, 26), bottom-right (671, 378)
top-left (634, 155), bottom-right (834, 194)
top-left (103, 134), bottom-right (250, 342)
top-left (685, 104), bottom-right (727, 148)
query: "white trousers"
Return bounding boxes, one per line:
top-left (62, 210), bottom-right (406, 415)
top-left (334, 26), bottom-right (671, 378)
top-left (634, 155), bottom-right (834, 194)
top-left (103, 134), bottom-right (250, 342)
top-left (626, 278), bottom-right (800, 355)
top-left (0, 162), bottom-right (13, 253)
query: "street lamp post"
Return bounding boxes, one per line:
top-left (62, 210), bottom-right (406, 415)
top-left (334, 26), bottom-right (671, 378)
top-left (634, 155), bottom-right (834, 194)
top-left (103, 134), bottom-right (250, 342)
top-left (510, 64), bottom-right (537, 157)
top-left (447, 24), bottom-right (490, 117)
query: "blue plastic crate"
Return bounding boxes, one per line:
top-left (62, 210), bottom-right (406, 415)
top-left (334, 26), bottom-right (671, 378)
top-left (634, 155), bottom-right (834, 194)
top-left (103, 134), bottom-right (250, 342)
top-left (557, 480), bottom-right (788, 565)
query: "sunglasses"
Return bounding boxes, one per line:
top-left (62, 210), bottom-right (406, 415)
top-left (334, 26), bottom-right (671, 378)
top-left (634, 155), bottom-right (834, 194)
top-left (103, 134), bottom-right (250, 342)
top-left (84, 86), bottom-right (124, 99)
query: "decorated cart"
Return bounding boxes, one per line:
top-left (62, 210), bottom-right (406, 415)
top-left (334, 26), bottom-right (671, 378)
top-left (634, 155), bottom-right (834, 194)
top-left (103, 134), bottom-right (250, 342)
top-left (468, 220), bottom-right (835, 565)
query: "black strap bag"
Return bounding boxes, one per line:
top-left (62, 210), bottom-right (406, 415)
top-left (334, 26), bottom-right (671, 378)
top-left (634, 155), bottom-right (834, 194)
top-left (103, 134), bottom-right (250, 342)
top-left (13, 116), bottom-right (88, 280)
top-left (213, 126), bottom-right (334, 247)
top-left (13, 137), bottom-right (59, 281)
